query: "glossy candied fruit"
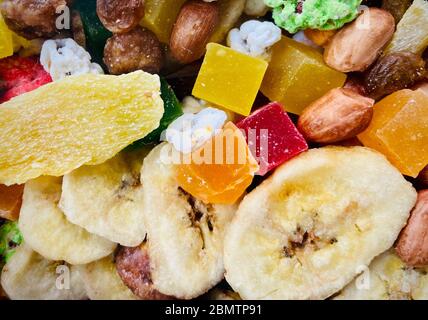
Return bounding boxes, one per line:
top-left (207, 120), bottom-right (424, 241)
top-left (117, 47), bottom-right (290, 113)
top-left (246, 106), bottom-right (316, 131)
top-left (236, 102), bottom-right (308, 176)
top-left (177, 122), bottom-right (259, 204)
top-left (140, 0), bottom-right (187, 43)
top-left (0, 184), bottom-right (24, 221)
top-left (0, 71), bottom-right (164, 186)
top-left (209, 0), bottom-right (246, 43)
top-left (261, 36), bottom-right (346, 115)
top-left (192, 43), bottom-right (268, 116)
top-left (358, 89), bottom-right (428, 177)
top-left (364, 52), bottom-right (426, 101)
top-left (0, 14), bottom-right (13, 59)
top-left (384, 0), bottom-right (428, 56)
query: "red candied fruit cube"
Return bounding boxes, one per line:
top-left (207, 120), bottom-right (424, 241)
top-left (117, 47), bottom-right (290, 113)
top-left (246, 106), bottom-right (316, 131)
top-left (236, 102), bottom-right (308, 176)
top-left (0, 55), bottom-right (52, 103)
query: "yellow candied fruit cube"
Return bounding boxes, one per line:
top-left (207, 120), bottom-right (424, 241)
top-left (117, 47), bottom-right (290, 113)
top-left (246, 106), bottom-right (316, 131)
top-left (358, 89), bottom-right (428, 178)
top-left (192, 43), bottom-right (268, 116)
top-left (0, 14), bottom-right (13, 59)
top-left (261, 36), bottom-right (346, 115)
top-left (140, 0), bottom-right (187, 43)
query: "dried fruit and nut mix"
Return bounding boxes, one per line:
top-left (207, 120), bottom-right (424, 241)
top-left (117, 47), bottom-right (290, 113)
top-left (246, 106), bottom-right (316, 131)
top-left (0, 0), bottom-right (427, 301)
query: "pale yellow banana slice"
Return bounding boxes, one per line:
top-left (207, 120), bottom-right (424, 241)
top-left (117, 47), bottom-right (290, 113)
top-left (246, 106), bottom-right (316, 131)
top-left (224, 147), bottom-right (417, 300)
top-left (77, 255), bottom-right (139, 300)
top-left (334, 249), bottom-right (428, 300)
top-left (1, 244), bottom-right (87, 300)
top-left (19, 176), bottom-right (116, 265)
top-left (60, 149), bottom-right (149, 247)
top-left (141, 143), bottom-right (237, 299)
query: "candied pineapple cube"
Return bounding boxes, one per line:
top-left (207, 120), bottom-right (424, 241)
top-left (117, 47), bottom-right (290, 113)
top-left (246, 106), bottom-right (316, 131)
top-left (0, 71), bottom-right (164, 186)
top-left (358, 89), bottom-right (428, 177)
top-left (384, 0), bottom-right (428, 55)
top-left (177, 122), bottom-right (259, 204)
top-left (140, 0), bottom-right (187, 43)
top-left (192, 43), bottom-right (268, 116)
top-left (261, 36), bottom-right (346, 115)
top-left (0, 14), bottom-right (13, 59)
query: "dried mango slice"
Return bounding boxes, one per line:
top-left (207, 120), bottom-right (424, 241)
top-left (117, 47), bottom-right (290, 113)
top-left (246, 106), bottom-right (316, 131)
top-left (0, 71), bottom-right (164, 185)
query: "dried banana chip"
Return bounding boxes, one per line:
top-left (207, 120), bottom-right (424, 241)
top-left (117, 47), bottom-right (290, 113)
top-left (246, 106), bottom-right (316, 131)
top-left (334, 249), bottom-right (428, 300)
top-left (19, 176), bottom-right (116, 265)
top-left (0, 71), bottom-right (163, 185)
top-left (224, 147), bottom-right (417, 300)
top-left (77, 255), bottom-right (139, 300)
top-left (141, 143), bottom-right (237, 299)
top-left (1, 244), bottom-right (87, 300)
top-left (60, 149), bottom-right (149, 247)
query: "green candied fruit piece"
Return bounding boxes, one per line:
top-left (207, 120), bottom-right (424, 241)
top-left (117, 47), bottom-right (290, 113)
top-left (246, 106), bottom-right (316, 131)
top-left (129, 78), bottom-right (183, 147)
top-left (0, 221), bottom-right (23, 268)
top-left (265, 0), bottom-right (362, 33)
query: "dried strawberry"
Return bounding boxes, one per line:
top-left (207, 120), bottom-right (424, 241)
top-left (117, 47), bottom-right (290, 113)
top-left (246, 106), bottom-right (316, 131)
top-left (0, 56), bottom-right (52, 103)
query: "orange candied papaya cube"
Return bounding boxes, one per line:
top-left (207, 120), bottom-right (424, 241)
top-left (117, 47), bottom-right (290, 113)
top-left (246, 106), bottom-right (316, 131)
top-left (358, 89), bottom-right (428, 177)
top-left (192, 43), bottom-right (268, 116)
top-left (176, 122), bottom-right (259, 204)
top-left (0, 184), bottom-right (24, 221)
top-left (261, 36), bottom-right (346, 115)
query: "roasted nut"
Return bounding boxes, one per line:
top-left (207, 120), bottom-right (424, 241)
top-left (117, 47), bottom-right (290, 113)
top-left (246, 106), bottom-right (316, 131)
top-left (170, 0), bottom-right (219, 64)
top-left (104, 27), bottom-right (163, 75)
top-left (97, 0), bottom-right (145, 34)
top-left (324, 8), bottom-right (395, 73)
top-left (297, 88), bottom-right (374, 144)
top-left (71, 10), bottom-right (86, 48)
top-left (396, 190), bottom-right (428, 267)
top-left (0, 0), bottom-right (71, 39)
top-left (417, 166), bottom-right (428, 188)
top-left (115, 244), bottom-right (174, 300)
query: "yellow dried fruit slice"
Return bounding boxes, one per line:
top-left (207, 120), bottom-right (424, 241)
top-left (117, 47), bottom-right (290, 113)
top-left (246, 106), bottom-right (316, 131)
top-left (0, 71), bottom-right (164, 186)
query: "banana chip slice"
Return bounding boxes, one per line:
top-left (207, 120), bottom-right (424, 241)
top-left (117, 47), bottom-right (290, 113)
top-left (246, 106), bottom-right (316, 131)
top-left (224, 147), bottom-right (417, 300)
top-left (334, 250), bottom-right (428, 300)
top-left (60, 150), bottom-right (148, 247)
top-left (1, 244), bottom-right (87, 300)
top-left (77, 255), bottom-right (139, 300)
top-left (19, 176), bottom-right (116, 265)
top-left (141, 143), bottom-right (237, 299)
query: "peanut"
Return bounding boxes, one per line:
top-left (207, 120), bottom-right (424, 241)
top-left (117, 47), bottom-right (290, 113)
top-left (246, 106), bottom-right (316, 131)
top-left (297, 88), bottom-right (374, 144)
top-left (324, 8), bottom-right (395, 72)
top-left (396, 190), bottom-right (428, 267)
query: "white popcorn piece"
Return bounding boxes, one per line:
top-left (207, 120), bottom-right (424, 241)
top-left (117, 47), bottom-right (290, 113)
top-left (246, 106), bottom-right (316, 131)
top-left (182, 96), bottom-right (235, 122)
top-left (164, 107), bottom-right (227, 154)
top-left (40, 38), bottom-right (103, 81)
top-left (227, 20), bottom-right (281, 60)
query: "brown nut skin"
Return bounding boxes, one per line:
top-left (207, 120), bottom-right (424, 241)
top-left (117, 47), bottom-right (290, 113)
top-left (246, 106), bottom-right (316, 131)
top-left (324, 8), bottom-right (395, 73)
top-left (170, 0), bottom-right (219, 64)
top-left (96, 0), bottom-right (145, 34)
top-left (115, 244), bottom-right (174, 300)
top-left (297, 88), bottom-right (374, 144)
top-left (417, 166), bottom-right (428, 188)
top-left (396, 190), bottom-right (428, 267)
top-left (0, 0), bottom-right (72, 39)
top-left (104, 27), bottom-right (163, 75)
